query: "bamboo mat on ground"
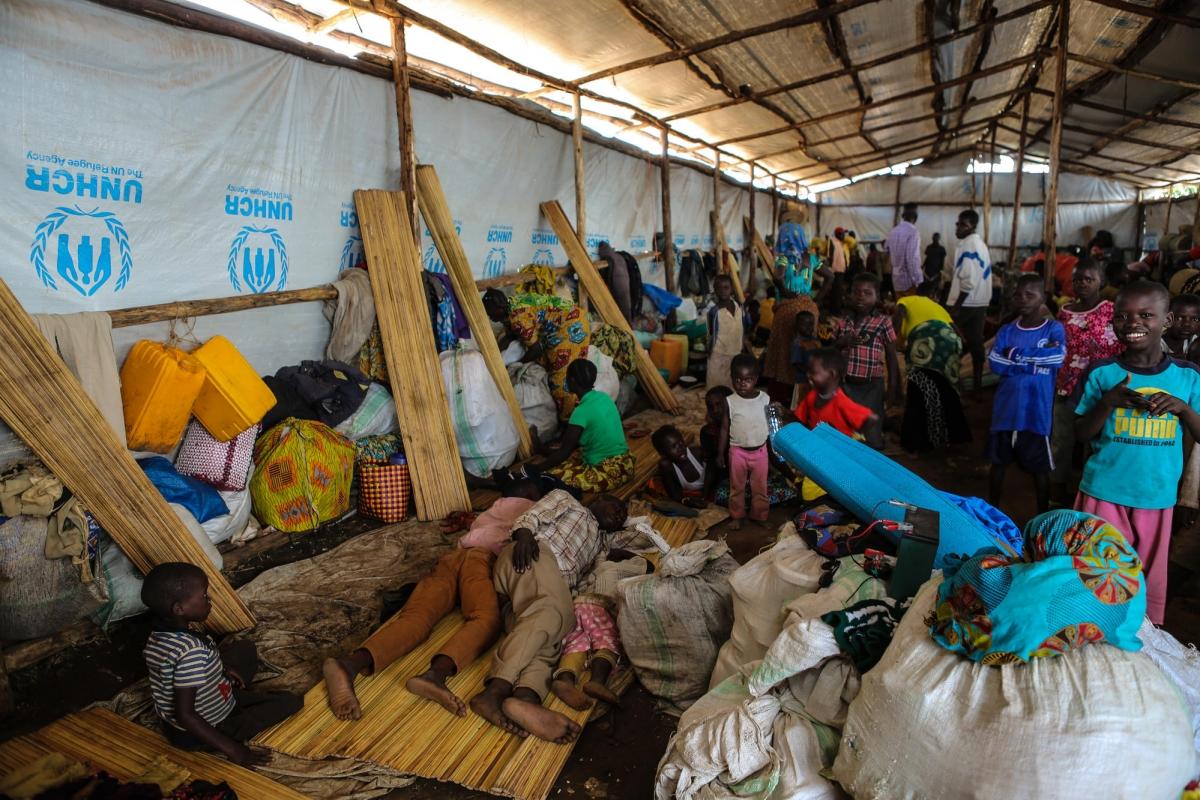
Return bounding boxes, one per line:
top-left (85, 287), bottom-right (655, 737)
top-left (254, 512), bottom-right (701, 800)
top-left (0, 708), bottom-right (306, 799)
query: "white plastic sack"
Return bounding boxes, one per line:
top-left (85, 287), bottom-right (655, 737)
top-left (616, 374), bottom-right (638, 415)
top-left (442, 347), bottom-right (520, 477)
top-left (675, 297), bottom-right (698, 323)
top-left (96, 504), bottom-right (223, 626)
top-left (587, 347), bottom-right (621, 402)
top-left (832, 578), bottom-right (1198, 800)
top-left (507, 362), bottom-right (558, 444)
top-left (1139, 618), bottom-right (1200, 757)
top-left (201, 487), bottom-right (253, 545)
top-left (618, 540), bottom-right (738, 715)
top-left (711, 527), bottom-right (825, 688)
top-left (334, 382), bottom-right (399, 440)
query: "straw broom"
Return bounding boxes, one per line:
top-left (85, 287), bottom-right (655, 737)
top-left (354, 189), bottom-right (471, 520)
top-left (539, 200), bottom-right (681, 415)
top-left (415, 164), bottom-right (533, 459)
top-left (0, 278), bottom-right (254, 634)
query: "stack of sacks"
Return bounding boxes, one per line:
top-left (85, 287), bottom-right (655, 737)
top-left (656, 559), bottom-right (888, 800)
top-left (772, 422), bottom-right (1020, 566)
top-left (833, 512), bottom-right (1197, 799)
top-left (709, 525), bottom-right (825, 688)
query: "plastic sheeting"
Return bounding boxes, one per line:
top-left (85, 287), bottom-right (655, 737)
top-left (0, 0), bottom-right (770, 377)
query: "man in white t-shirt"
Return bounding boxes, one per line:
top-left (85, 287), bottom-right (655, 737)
top-left (948, 208), bottom-right (993, 396)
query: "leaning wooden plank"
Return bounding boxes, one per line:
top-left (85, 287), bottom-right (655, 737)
top-left (744, 216), bottom-right (779, 287)
top-left (415, 165), bottom-right (532, 459)
top-left (0, 278), bottom-right (254, 634)
top-left (539, 200), bottom-right (681, 415)
top-left (711, 210), bottom-right (744, 299)
top-left (354, 189), bottom-right (471, 520)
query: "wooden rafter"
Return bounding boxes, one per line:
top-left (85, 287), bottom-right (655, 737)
top-left (1068, 53), bottom-right (1200, 93)
top-left (1084, 0), bottom-right (1200, 28)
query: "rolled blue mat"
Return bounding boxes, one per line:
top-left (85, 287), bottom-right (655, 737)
top-left (772, 422), bottom-right (1020, 567)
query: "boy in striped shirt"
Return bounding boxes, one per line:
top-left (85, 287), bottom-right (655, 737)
top-left (986, 273), bottom-right (1066, 514)
top-left (142, 563), bottom-right (300, 765)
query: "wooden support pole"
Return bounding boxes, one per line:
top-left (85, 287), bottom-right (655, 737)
top-left (1192, 193), bottom-right (1200, 244)
top-left (711, 210), bottom-right (745, 301)
top-left (892, 175), bottom-right (903, 226)
top-left (1165, 192), bottom-right (1175, 237)
top-left (1008, 93), bottom-right (1030, 270)
top-left (1043, 0), bottom-right (1069, 293)
top-left (711, 151), bottom-right (721, 252)
top-left (660, 126), bottom-right (676, 294)
top-left (108, 285), bottom-right (337, 328)
top-left (390, 17), bottom-right (418, 243)
top-left (771, 175), bottom-right (779, 243)
top-left (415, 165), bottom-right (532, 459)
top-left (747, 164), bottom-right (757, 295)
top-left (572, 92), bottom-right (588, 311)
top-left (983, 126), bottom-right (996, 244)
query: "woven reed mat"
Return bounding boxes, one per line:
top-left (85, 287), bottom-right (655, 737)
top-left (253, 512), bottom-right (703, 800)
top-left (0, 708), bottom-right (305, 798)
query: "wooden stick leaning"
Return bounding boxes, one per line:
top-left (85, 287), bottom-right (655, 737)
top-left (354, 189), bottom-right (471, 520)
top-left (0, 278), bottom-right (254, 633)
top-left (415, 164), bottom-right (533, 459)
top-left (711, 210), bottom-right (745, 299)
top-left (745, 217), bottom-right (778, 287)
top-left (539, 200), bottom-right (680, 415)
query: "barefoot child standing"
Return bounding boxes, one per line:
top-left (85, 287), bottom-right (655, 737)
top-left (1074, 280), bottom-right (1200, 624)
top-left (706, 274), bottom-right (751, 389)
top-left (719, 354), bottom-right (771, 529)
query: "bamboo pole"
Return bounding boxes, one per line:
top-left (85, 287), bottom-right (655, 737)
top-left (660, 126), bottom-right (676, 294)
top-left (573, 92), bottom-right (589, 312)
top-left (540, 201), bottom-right (680, 414)
top-left (747, 163), bottom-right (757, 295)
top-left (1165, 192), bottom-right (1175, 238)
top-left (771, 175), bottom-right (779, 243)
top-left (711, 151), bottom-right (721, 253)
top-left (354, 189), bottom-right (470, 520)
top-left (415, 165), bottom-right (532, 459)
top-left (1008, 93), bottom-right (1030, 270)
top-left (107, 285), bottom-right (336, 328)
top-left (391, 17), bottom-right (418, 242)
top-left (983, 126), bottom-right (996, 243)
top-left (0, 278), bottom-right (254, 633)
top-left (1043, 0), bottom-right (1068, 293)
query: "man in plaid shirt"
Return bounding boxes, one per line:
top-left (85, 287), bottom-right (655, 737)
top-left (832, 272), bottom-right (900, 449)
top-left (471, 490), bottom-right (629, 743)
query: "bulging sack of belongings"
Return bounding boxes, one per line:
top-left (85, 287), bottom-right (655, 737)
top-left (710, 526), bottom-right (825, 688)
top-left (251, 418), bottom-right (354, 533)
top-left (0, 515), bottom-right (104, 640)
top-left (120, 340), bottom-right (206, 453)
top-left (832, 577), bottom-right (1198, 800)
top-left (587, 347), bottom-right (621, 402)
top-left (930, 509), bottom-right (1146, 664)
top-left (334, 382), bottom-right (399, 441)
top-left (618, 539), bottom-right (739, 715)
top-left (442, 347), bottom-right (520, 478)
top-left (507, 362), bottom-right (558, 444)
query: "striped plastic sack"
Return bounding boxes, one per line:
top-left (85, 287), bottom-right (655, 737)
top-left (357, 459), bottom-right (411, 523)
top-left (250, 418), bottom-right (354, 533)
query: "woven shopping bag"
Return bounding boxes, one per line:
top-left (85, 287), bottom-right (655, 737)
top-left (357, 458), bottom-right (411, 523)
top-left (175, 421), bottom-right (258, 491)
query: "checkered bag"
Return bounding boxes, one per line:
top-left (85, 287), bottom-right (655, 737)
top-left (357, 459), bottom-right (411, 523)
top-left (175, 421), bottom-right (258, 491)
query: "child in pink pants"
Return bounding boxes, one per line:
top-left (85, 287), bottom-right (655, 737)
top-left (718, 354), bottom-right (771, 528)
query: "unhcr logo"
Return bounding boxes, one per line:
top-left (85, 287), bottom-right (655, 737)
top-left (340, 235), bottom-right (363, 272)
top-left (532, 248), bottom-right (554, 266)
top-left (29, 205), bottom-right (133, 296)
top-left (228, 225), bottom-right (288, 293)
top-left (484, 224), bottom-right (512, 277)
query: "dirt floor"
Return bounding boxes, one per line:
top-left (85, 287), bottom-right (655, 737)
top-left (3, 382), bottom-right (1198, 799)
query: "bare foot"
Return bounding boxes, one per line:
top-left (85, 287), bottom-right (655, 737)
top-left (501, 697), bottom-right (582, 744)
top-left (470, 690), bottom-right (527, 737)
top-left (583, 680), bottom-right (620, 705)
top-left (407, 671), bottom-right (466, 717)
top-left (551, 678), bottom-right (593, 711)
top-left (323, 658), bottom-right (361, 721)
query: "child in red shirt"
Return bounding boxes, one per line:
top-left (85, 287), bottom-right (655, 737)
top-left (792, 347), bottom-right (878, 439)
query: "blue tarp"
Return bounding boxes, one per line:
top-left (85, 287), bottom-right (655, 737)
top-left (772, 422), bottom-right (1020, 567)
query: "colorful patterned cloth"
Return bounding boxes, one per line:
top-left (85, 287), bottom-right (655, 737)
top-left (562, 599), bottom-right (620, 656)
top-left (519, 264), bottom-right (557, 296)
top-left (1055, 300), bottom-right (1121, 398)
top-left (547, 450), bottom-right (635, 495)
top-left (906, 319), bottom-right (961, 385)
top-left (508, 292), bottom-right (590, 417)
top-left (590, 323), bottom-right (638, 377)
top-left (356, 321), bottom-right (388, 382)
top-left (902, 320), bottom-right (970, 452)
top-left (928, 509), bottom-right (1146, 665)
top-left (763, 295), bottom-right (820, 383)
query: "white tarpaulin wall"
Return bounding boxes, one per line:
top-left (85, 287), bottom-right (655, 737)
top-left (814, 171), bottom-right (1139, 263)
top-left (0, 0), bottom-right (771, 375)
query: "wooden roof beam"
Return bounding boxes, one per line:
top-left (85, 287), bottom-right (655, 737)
top-left (1083, 0), bottom-right (1200, 28)
top-left (1071, 96), bottom-right (1200, 131)
top-left (995, 118), bottom-right (1200, 179)
top-left (1068, 52), bottom-right (1200, 93)
top-left (709, 50), bottom-right (1045, 148)
top-left (573, 0), bottom-right (883, 84)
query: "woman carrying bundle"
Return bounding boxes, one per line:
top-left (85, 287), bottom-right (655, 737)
top-left (895, 279), bottom-right (971, 452)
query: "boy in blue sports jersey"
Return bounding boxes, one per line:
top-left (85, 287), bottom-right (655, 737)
top-left (986, 273), bottom-right (1066, 514)
top-left (142, 563), bottom-right (300, 765)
